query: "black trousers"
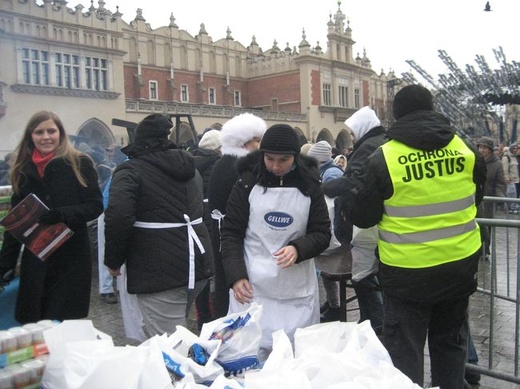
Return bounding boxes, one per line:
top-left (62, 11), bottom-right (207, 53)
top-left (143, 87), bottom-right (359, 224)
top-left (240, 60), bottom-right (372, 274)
top-left (383, 294), bottom-right (469, 389)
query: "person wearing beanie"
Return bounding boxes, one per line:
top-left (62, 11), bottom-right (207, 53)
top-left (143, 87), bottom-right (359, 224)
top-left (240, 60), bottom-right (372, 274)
top-left (307, 140), bottom-right (343, 183)
top-left (198, 129), bottom-right (221, 152)
top-left (207, 113), bottom-right (267, 318)
top-left (133, 113), bottom-right (173, 142)
top-left (221, 123), bottom-right (330, 361)
top-left (321, 105), bottom-right (386, 330)
top-left (392, 84), bottom-right (434, 120)
top-left (105, 113), bottom-right (214, 337)
top-left (348, 85), bottom-right (487, 388)
top-left (300, 142), bottom-right (313, 156)
top-left (190, 129), bottom-right (222, 329)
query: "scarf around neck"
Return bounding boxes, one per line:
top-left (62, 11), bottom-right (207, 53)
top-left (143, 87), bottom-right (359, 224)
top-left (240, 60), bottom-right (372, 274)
top-left (32, 148), bottom-right (56, 177)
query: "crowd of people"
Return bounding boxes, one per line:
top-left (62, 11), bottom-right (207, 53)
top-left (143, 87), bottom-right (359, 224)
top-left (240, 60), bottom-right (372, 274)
top-left (2, 83), bottom-right (519, 387)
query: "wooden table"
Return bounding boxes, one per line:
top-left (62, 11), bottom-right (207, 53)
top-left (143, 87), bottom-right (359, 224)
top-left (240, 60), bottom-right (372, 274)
top-left (315, 245), bottom-right (353, 322)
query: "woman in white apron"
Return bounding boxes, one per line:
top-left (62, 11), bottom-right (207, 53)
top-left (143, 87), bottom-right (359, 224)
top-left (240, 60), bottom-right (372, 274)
top-left (221, 124), bottom-right (331, 359)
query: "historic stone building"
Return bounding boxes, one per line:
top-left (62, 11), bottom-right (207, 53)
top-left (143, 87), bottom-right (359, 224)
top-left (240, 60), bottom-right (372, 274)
top-left (0, 0), bottom-right (392, 156)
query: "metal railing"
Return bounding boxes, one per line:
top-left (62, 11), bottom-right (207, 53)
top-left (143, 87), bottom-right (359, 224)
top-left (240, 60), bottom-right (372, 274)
top-left (468, 196), bottom-right (520, 385)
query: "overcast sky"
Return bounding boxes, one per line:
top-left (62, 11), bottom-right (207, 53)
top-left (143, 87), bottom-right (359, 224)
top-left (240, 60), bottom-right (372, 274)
top-left (82, 0), bottom-right (518, 80)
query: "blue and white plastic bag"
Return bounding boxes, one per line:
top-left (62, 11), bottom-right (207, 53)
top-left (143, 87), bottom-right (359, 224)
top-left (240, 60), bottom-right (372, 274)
top-left (200, 303), bottom-right (263, 376)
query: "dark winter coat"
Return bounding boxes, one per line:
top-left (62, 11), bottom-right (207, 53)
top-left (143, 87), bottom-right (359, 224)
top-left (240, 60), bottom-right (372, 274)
top-left (322, 126), bottom-right (387, 198)
top-left (221, 151), bottom-right (331, 287)
top-left (191, 147), bottom-right (221, 235)
top-left (482, 153), bottom-right (506, 218)
top-left (104, 139), bottom-right (214, 294)
top-left (483, 153), bottom-right (506, 197)
top-left (350, 110), bottom-right (487, 303)
top-left (206, 153), bottom-right (240, 259)
top-left (207, 154), bottom-right (239, 217)
top-left (0, 156), bottom-right (103, 323)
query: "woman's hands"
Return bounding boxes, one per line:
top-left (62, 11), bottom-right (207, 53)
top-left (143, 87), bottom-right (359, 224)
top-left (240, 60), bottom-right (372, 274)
top-left (232, 278), bottom-right (253, 304)
top-left (232, 245), bottom-right (298, 304)
top-left (274, 245), bottom-right (298, 269)
top-left (108, 267), bottom-right (121, 277)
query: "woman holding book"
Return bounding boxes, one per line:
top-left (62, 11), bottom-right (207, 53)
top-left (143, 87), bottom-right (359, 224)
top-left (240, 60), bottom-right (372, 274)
top-left (0, 110), bottom-right (102, 324)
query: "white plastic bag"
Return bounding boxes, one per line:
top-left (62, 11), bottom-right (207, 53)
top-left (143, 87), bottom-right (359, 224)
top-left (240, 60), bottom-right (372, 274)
top-left (250, 321), bottom-right (426, 389)
top-left (323, 195), bottom-right (342, 253)
top-left (41, 320), bottom-right (172, 389)
top-left (159, 326), bottom-right (223, 384)
top-left (199, 303), bottom-right (263, 376)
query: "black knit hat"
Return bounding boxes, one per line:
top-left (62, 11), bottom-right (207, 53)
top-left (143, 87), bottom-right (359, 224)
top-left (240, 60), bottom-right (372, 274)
top-left (392, 84), bottom-right (434, 120)
top-left (260, 124), bottom-right (300, 155)
top-left (134, 114), bottom-right (173, 142)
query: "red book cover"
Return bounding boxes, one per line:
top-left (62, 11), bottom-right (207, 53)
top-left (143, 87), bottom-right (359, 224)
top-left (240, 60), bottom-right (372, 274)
top-left (0, 193), bottom-right (73, 261)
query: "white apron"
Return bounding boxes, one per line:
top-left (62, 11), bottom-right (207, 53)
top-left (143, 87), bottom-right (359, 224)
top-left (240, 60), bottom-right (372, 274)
top-left (228, 185), bottom-right (320, 353)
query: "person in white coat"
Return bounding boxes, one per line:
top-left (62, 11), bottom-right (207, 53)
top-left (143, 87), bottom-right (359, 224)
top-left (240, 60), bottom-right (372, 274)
top-left (323, 106), bottom-right (386, 335)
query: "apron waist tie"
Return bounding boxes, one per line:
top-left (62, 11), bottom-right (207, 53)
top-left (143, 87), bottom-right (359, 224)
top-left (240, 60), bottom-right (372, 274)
top-left (211, 209), bottom-right (225, 250)
top-left (134, 215), bottom-right (204, 289)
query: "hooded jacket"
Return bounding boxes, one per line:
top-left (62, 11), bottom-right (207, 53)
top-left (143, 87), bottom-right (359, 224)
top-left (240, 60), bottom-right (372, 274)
top-left (322, 125), bottom-right (387, 198)
top-left (221, 151), bottom-right (331, 287)
top-left (104, 139), bottom-right (213, 294)
top-left (350, 110), bottom-right (486, 302)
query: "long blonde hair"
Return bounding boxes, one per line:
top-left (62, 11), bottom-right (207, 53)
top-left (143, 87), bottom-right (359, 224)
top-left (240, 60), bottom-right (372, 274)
top-left (10, 110), bottom-right (88, 192)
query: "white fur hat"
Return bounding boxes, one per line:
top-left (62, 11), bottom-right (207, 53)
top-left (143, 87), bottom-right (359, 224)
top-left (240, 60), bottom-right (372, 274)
top-left (220, 113), bottom-right (267, 157)
top-left (198, 129), bottom-right (221, 151)
top-left (345, 106), bottom-right (381, 143)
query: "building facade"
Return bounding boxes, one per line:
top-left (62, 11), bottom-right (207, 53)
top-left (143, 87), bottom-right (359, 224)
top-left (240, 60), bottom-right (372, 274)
top-left (0, 0), bottom-right (392, 156)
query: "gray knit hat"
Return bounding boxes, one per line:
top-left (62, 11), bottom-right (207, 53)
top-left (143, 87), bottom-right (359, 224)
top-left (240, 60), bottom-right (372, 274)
top-left (307, 141), bottom-right (332, 163)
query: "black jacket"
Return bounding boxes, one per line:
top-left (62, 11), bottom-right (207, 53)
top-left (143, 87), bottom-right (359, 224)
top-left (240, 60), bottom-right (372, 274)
top-left (191, 147), bottom-right (221, 235)
top-left (350, 110), bottom-right (487, 302)
top-left (322, 125), bottom-right (387, 198)
top-left (221, 151), bottom-right (331, 288)
top-left (0, 156), bottom-right (103, 323)
top-left (104, 139), bottom-right (213, 294)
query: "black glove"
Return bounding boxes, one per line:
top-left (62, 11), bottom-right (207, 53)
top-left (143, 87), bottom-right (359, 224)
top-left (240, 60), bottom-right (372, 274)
top-left (38, 209), bottom-right (65, 225)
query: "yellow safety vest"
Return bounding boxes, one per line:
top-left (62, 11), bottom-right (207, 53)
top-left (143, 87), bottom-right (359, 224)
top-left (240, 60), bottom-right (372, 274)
top-left (378, 135), bottom-right (481, 268)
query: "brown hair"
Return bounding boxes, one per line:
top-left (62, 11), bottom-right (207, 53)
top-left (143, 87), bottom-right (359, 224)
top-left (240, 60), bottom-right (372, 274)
top-left (10, 110), bottom-right (88, 192)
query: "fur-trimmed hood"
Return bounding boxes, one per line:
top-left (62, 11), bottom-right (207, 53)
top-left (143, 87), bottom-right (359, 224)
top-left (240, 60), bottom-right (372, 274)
top-left (220, 113), bottom-right (267, 157)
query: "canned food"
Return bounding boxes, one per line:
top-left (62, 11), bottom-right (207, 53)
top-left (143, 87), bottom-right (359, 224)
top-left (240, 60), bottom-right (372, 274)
top-left (0, 331), bottom-right (17, 353)
top-left (21, 359), bottom-right (45, 384)
top-left (22, 324), bottom-right (45, 345)
top-left (10, 364), bottom-right (31, 389)
top-left (0, 369), bottom-right (14, 389)
top-left (7, 327), bottom-right (31, 350)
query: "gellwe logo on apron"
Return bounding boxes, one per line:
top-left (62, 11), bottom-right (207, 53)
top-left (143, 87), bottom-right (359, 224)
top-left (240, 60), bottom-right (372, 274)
top-left (264, 212), bottom-right (293, 230)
